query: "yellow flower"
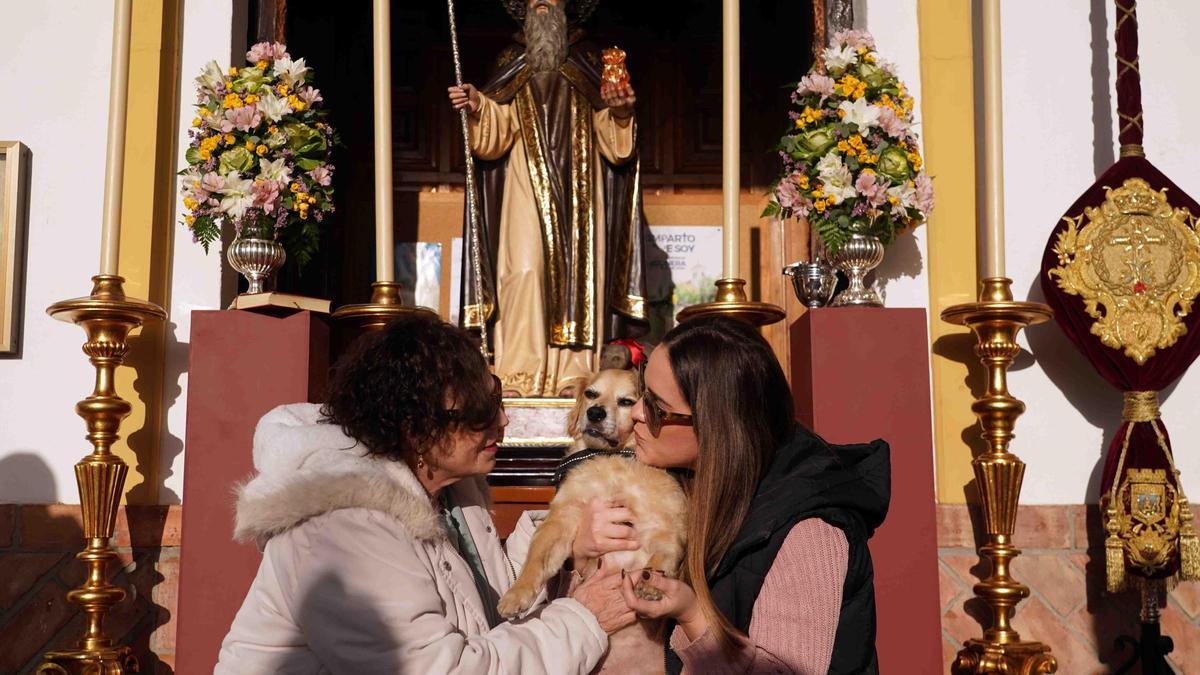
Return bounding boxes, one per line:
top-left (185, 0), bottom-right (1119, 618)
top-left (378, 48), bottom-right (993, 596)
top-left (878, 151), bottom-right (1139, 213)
top-left (191, 118), bottom-right (201, 127)
top-left (223, 93), bottom-right (244, 109)
top-left (811, 187), bottom-right (825, 198)
top-left (290, 182), bottom-right (300, 193)
top-left (849, 134), bottom-right (864, 149)
top-left (795, 118), bottom-right (806, 130)
top-left (828, 194), bottom-right (840, 205)
top-left (223, 134), bottom-right (235, 145)
top-left (797, 174), bottom-right (810, 189)
top-left (908, 152), bottom-right (923, 171)
top-left (227, 66), bottom-right (238, 76)
top-left (255, 59), bottom-right (269, 69)
top-left (185, 215), bottom-right (195, 226)
top-left (288, 95), bottom-right (305, 111)
top-left (255, 144), bottom-right (268, 156)
top-left (856, 48), bottom-right (867, 56)
top-left (837, 140), bottom-right (849, 152)
top-left (277, 84), bottom-right (290, 96)
top-left (864, 53), bottom-right (876, 64)
top-left (183, 196), bottom-right (198, 210)
top-left (837, 109), bottom-right (846, 119)
top-left (245, 139), bottom-right (256, 151)
top-left (814, 199), bottom-right (828, 213)
top-left (268, 126), bottom-right (278, 134)
top-left (862, 168), bottom-right (876, 176)
top-left (307, 195), bottom-right (317, 204)
top-left (198, 107), bottom-right (211, 118)
top-left (888, 195), bottom-right (899, 206)
top-left (244, 93), bottom-right (259, 104)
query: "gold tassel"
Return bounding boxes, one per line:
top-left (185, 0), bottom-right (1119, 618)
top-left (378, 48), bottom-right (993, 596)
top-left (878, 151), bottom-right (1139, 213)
top-left (1179, 494), bottom-right (1200, 582)
top-left (1105, 501), bottom-right (1127, 593)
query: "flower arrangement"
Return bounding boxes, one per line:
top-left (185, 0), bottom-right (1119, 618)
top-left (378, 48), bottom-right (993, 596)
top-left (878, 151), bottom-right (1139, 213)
top-left (181, 41), bottom-right (336, 268)
top-left (763, 30), bottom-right (933, 254)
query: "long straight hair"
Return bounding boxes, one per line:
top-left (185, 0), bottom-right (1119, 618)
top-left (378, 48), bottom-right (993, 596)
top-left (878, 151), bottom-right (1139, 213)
top-left (661, 316), bottom-right (795, 653)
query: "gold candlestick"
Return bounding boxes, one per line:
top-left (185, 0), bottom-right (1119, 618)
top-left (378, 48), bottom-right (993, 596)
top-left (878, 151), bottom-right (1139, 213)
top-left (676, 278), bottom-right (785, 326)
top-left (941, 277), bottom-right (1057, 675)
top-left (40, 276), bottom-right (166, 675)
top-left (331, 281), bottom-right (436, 331)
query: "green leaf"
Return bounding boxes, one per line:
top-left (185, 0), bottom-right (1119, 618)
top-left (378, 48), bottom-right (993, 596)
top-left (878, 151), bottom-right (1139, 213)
top-left (185, 147), bottom-right (201, 165)
top-left (295, 157), bottom-right (321, 171)
top-left (761, 201), bottom-right (782, 218)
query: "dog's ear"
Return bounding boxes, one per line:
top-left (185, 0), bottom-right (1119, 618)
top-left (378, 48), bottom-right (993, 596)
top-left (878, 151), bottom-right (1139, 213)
top-left (564, 376), bottom-right (590, 435)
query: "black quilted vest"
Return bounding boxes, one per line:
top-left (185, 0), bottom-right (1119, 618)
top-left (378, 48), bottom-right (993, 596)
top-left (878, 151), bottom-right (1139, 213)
top-left (666, 426), bottom-right (890, 674)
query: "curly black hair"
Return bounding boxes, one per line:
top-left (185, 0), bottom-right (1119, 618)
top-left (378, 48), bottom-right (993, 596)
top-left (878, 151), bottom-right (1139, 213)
top-left (321, 314), bottom-right (500, 463)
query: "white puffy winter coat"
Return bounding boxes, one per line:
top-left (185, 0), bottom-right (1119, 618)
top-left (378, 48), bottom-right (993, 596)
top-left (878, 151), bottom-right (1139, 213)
top-left (215, 403), bottom-right (607, 674)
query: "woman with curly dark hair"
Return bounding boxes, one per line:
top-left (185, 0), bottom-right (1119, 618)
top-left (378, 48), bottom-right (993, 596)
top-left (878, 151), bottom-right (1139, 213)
top-left (217, 314), bottom-right (633, 674)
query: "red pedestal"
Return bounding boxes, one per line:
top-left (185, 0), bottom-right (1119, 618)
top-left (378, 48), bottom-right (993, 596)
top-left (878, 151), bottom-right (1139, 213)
top-left (791, 307), bottom-right (941, 674)
top-left (176, 310), bottom-right (328, 673)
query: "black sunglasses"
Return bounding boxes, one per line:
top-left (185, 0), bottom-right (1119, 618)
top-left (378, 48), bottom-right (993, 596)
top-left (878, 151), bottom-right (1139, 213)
top-left (638, 365), bottom-right (693, 437)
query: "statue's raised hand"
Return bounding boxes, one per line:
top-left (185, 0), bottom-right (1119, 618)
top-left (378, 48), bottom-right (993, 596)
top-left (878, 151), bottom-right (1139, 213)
top-left (601, 81), bottom-right (636, 119)
top-left (448, 83), bottom-right (480, 114)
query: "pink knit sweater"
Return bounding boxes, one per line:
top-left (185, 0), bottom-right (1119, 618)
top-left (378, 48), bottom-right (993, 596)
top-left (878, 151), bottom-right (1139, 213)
top-left (670, 518), bottom-right (849, 674)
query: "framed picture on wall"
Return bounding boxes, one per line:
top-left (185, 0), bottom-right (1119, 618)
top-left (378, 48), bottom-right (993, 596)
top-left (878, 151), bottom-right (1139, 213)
top-left (0, 141), bottom-right (31, 355)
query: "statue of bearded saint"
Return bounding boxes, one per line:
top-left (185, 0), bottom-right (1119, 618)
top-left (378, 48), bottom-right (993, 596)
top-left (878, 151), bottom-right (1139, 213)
top-left (448, 0), bottom-right (648, 398)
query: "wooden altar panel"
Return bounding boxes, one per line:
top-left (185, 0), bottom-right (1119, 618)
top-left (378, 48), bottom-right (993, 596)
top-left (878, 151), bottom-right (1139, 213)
top-left (791, 307), bottom-right (942, 674)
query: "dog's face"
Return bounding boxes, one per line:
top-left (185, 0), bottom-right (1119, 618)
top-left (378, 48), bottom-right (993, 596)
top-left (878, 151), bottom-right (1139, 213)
top-left (567, 369), bottom-right (639, 451)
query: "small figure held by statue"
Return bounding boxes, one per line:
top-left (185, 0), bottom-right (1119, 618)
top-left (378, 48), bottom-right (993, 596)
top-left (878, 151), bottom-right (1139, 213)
top-left (448, 0), bottom-right (649, 398)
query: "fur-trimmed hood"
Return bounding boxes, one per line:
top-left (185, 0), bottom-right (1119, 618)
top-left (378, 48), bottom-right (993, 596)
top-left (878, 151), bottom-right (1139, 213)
top-left (233, 403), bottom-right (486, 546)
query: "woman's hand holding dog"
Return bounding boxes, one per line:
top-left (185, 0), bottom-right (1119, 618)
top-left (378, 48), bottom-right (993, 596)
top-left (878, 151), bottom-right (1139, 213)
top-left (571, 559), bottom-right (637, 634)
top-left (619, 570), bottom-right (708, 641)
top-left (572, 497), bottom-right (640, 570)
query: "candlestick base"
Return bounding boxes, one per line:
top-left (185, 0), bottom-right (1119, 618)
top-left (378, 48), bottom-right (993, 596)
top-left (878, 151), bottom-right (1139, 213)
top-left (330, 281), bottom-right (437, 331)
top-left (675, 278), bottom-right (786, 326)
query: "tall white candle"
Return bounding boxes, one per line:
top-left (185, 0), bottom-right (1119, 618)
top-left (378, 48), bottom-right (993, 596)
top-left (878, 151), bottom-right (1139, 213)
top-left (722, 0), bottom-right (740, 279)
top-left (98, 0), bottom-right (133, 277)
top-left (979, 0), bottom-right (1006, 279)
top-left (373, 0), bottom-right (395, 283)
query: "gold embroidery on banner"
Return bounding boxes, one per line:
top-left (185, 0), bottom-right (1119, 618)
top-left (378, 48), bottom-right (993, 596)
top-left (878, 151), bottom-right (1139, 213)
top-left (462, 302), bottom-right (495, 329)
top-left (1108, 468), bottom-right (1181, 579)
top-left (612, 294), bottom-right (645, 318)
top-left (1048, 178), bottom-right (1200, 365)
top-left (515, 86), bottom-right (567, 346)
top-left (571, 90), bottom-right (596, 348)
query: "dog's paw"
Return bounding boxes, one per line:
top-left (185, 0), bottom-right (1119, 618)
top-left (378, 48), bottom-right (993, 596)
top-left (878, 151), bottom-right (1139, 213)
top-left (633, 579), bottom-right (664, 601)
top-left (497, 586), bottom-right (538, 619)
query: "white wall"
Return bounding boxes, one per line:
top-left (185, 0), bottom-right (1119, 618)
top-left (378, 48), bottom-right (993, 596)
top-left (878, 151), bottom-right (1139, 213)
top-left (0, 1), bottom-right (227, 504)
top-left (1002, 1), bottom-right (1200, 503)
top-left (0, 1), bottom-right (116, 503)
top-left (862, 0), bottom-right (930, 310)
top-left (157, 1), bottom-right (232, 503)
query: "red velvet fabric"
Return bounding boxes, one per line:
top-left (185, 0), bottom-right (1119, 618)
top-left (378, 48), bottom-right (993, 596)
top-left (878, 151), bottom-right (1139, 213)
top-left (1039, 155), bottom-right (1199, 579)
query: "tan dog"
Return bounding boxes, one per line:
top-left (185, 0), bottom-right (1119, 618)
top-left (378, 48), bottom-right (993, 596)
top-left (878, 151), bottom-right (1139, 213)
top-left (498, 369), bottom-right (688, 619)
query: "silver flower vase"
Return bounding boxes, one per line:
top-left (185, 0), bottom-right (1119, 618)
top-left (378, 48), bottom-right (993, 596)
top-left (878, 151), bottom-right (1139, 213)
top-left (830, 232), bottom-right (884, 307)
top-left (228, 236), bottom-right (286, 295)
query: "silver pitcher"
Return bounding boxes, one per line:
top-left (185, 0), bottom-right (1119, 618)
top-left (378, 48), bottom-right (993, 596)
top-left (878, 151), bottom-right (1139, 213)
top-left (783, 260), bottom-right (838, 308)
top-left (830, 233), bottom-right (884, 307)
top-left (227, 237), bottom-right (286, 295)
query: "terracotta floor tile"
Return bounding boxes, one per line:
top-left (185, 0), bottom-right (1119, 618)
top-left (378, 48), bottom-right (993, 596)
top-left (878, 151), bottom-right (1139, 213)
top-left (938, 561), bottom-right (968, 614)
top-left (1011, 597), bottom-right (1106, 674)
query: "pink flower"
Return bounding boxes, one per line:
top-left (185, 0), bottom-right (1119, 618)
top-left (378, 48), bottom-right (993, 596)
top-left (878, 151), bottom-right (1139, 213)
top-left (222, 105), bottom-right (262, 133)
top-left (246, 41), bottom-right (290, 63)
top-left (914, 173), bottom-right (935, 214)
top-left (833, 29), bottom-right (876, 51)
top-left (191, 171), bottom-right (225, 202)
top-left (877, 106), bottom-right (907, 138)
top-left (796, 73), bottom-right (835, 101)
top-left (252, 179), bottom-right (283, 215)
top-left (298, 87), bottom-right (323, 106)
top-left (855, 171), bottom-right (889, 207)
top-left (792, 196), bottom-right (813, 220)
top-left (307, 166), bottom-right (332, 186)
top-left (776, 177), bottom-right (802, 209)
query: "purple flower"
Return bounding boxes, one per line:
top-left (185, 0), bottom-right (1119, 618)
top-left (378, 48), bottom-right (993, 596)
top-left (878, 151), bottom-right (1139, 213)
top-left (246, 41), bottom-right (289, 63)
top-left (851, 202), bottom-right (868, 217)
top-left (855, 171), bottom-right (889, 207)
top-left (307, 166), bottom-right (332, 186)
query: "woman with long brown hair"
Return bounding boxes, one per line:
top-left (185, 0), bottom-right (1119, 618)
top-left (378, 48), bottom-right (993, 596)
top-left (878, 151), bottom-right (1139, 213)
top-left (616, 316), bottom-right (891, 674)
